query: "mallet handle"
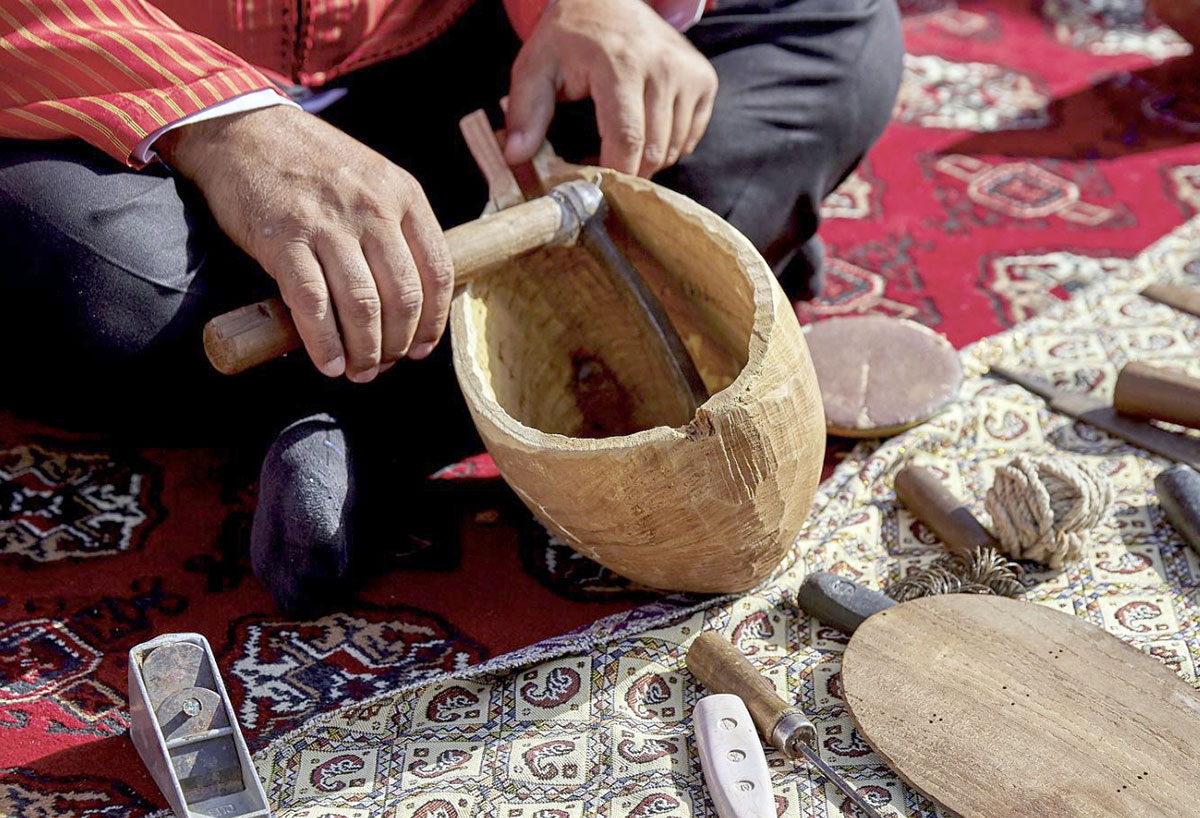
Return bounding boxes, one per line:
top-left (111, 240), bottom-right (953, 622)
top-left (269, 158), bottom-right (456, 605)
top-left (894, 464), bottom-right (998, 553)
top-left (204, 191), bottom-right (571, 375)
top-left (1114, 361), bottom-right (1200, 430)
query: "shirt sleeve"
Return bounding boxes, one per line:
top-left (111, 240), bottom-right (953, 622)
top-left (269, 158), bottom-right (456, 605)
top-left (0, 0), bottom-right (291, 168)
top-left (133, 88), bottom-right (299, 165)
top-left (503, 0), bottom-right (707, 41)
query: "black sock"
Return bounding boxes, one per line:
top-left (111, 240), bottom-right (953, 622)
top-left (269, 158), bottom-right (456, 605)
top-left (250, 413), bottom-right (356, 615)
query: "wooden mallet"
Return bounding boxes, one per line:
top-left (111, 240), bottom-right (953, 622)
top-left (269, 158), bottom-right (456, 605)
top-left (203, 180), bottom-right (605, 375)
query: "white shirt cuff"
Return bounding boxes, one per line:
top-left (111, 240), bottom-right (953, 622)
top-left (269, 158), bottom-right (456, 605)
top-left (653, 0), bottom-right (705, 31)
top-left (134, 89), bottom-right (299, 165)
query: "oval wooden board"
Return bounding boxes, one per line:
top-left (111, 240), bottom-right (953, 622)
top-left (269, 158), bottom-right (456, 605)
top-left (841, 594), bottom-right (1200, 817)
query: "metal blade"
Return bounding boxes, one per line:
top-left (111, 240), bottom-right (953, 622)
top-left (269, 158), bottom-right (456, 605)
top-left (580, 211), bottom-right (709, 414)
top-left (989, 365), bottom-right (1200, 469)
top-left (798, 744), bottom-right (886, 818)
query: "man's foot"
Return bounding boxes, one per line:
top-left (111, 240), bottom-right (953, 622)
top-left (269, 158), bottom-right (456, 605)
top-left (250, 413), bottom-right (356, 615)
top-left (777, 236), bottom-right (826, 302)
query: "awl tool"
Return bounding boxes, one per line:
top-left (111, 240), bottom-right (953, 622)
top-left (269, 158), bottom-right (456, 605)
top-left (686, 632), bottom-right (885, 818)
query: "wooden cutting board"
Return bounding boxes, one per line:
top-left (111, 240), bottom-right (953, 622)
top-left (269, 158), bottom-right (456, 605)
top-left (840, 594), bottom-right (1200, 817)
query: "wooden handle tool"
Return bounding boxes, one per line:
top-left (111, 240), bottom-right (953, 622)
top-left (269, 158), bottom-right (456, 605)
top-left (1141, 282), bottom-right (1200, 319)
top-left (687, 632), bottom-right (815, 757)
top-left (894, 464), bottom-right (997, 552)
top-left (203, 180), bottom-right (602, 375)
top-left (1156, 463), bottom-right (1200, 555)
top-left (1113, 361), bottom-right (1200, 430)
top-left (686, 632), bottom-right (885, 818)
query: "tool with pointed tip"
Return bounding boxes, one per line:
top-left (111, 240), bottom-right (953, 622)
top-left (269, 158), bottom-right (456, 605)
top-left (988, 364), bottom-right (1200, 469)
top-left (686, 632), bottom-right (885, 818)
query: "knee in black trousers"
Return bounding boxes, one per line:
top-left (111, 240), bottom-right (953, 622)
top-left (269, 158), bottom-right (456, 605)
top-left (661, 0), bottom-right (903, 296)
top-left (0, 141), bottom-right (237, 385)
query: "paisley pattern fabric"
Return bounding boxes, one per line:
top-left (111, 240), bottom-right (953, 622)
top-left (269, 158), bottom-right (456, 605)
top-left (253, 219), bottom-right (1200, 816)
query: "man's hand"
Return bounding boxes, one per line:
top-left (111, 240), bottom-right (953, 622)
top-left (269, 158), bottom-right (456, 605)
top-left (504, 0), bottom-right (718, 178)
top-left (159, 105), bottom-right (453, 383)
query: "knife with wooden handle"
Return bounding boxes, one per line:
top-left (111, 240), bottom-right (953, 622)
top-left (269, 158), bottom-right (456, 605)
top-left (989, 364), bottom-right (1200, 469)
top-left (1114, 361), bottom-right (1200, 430)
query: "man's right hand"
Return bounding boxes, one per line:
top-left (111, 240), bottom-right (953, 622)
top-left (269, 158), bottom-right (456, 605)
top-left (159, 105), bottom-right (453, 383)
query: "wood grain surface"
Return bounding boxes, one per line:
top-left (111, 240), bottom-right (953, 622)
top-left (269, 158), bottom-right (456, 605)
top-left (450, 165), bottom-right (826, 593)
top-left (842, 594), bottom-right (1200, 817)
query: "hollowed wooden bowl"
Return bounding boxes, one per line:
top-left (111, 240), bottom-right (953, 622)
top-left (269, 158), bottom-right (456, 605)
top-left (449, 167), bottom-right (825, 593)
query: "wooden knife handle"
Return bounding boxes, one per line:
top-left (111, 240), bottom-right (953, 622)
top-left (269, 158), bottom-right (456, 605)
top-left (894, 464), bottom-right (997, 552)
top-left (1142, 282), bottom-right (1200, 319)
top-left (686, 632), bottom-right (795, 749)
top-left (1156, 464), bottom-right (1200, 555)
top-left (203, 192), bottom-right (570, 375)
top-left (1114, 361), bottom-right (1200, 430)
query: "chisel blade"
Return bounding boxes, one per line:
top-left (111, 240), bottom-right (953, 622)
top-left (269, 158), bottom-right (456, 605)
top-left (989, 365), bottom-right (1200, 470)
top-left (797, 744), bottom-right (886, 818)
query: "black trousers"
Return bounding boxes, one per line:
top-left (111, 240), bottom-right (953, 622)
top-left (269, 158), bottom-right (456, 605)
top-left (0, 0), bottom-right (901, 463)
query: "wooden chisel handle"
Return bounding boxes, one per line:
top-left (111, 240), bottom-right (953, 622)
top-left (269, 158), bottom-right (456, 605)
top-left (1157, 464), bottom-right (1200, 555)
top-left (203, 185), bottom-right (590, 375)
top-left (894, 464), bottom-right (998, 552)
top-left (686, 632), bottom-right (815, 756)
top-left (1114, 361), bottom-right (1200, 430)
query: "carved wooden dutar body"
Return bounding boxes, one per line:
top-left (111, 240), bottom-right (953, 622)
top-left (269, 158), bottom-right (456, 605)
top-left (450, 166), bottom-right (825, 593)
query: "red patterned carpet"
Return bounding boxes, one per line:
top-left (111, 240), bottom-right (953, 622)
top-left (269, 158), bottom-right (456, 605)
top-left (3, 1), bottom-right (1199, 813)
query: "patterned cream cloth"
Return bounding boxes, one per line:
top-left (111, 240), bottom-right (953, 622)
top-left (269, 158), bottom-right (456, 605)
top-left (252, 217), bottom-right (1200, 818)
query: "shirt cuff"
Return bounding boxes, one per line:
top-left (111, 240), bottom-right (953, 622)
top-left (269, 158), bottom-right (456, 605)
top-left (133, 89), bottom-right (300, 165)
top-left (651, 0), bottom-right (705, 31)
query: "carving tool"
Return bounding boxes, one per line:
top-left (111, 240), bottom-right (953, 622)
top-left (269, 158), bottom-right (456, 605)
top-left (458, 116), bottom-right (710, 412)
top-left (1156, 463), bottom-right (1200, 555)
top-left (1141, 282), bottom-right (1200, 319)
top-left (1113, 361), bottom-right (1200, 430)
top-left (988, 364), bottom-right (1200, 469)
top-left (203, 174), bottom-right (708, 412)
top-left (203, 180), bottom-right (602, 375)
top-left (894, 464), bottom-right (997, 553)
top-left (686, 632), bottom-right (885, 818)
top-left (797, 574), bottom-right (1200, 817)
top-left (128, 633), bottom-right (269, 818)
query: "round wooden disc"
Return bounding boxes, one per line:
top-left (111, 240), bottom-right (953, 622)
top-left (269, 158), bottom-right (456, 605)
top-left (804, 315), bottom-right (961, 437)
top-left (842, 595), bottom-right (1200, 817)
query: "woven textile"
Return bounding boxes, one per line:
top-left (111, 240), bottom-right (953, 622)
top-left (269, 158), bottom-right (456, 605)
top-left (250, 219), bottom-right (1200, 816)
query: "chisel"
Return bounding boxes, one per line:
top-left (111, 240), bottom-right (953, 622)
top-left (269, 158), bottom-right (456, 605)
top-left (687, 632), bottom-right (885, 818)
